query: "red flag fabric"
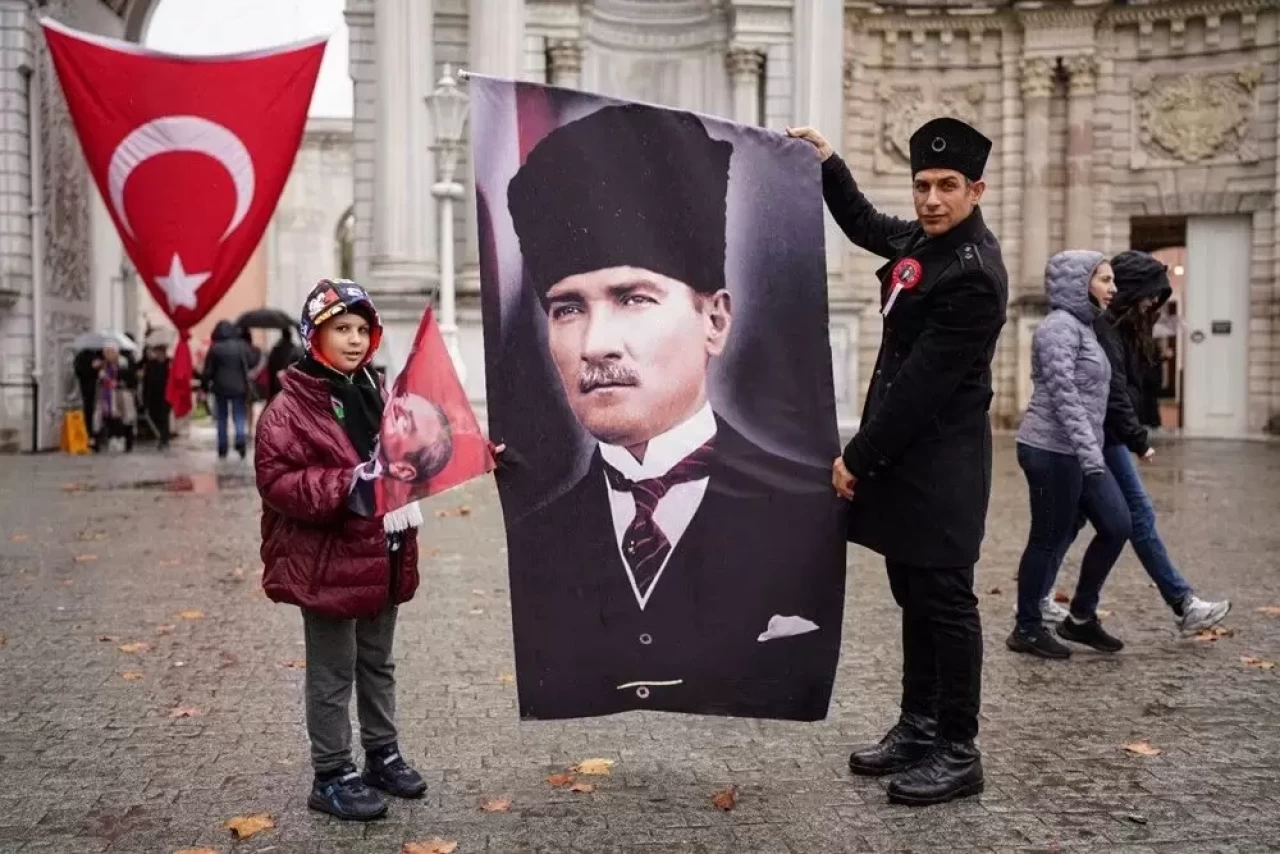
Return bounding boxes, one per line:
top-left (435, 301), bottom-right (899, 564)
top-left (374, 308), bottom-right (494, 516)
top-left (39, 19), bottom-right (325, 417)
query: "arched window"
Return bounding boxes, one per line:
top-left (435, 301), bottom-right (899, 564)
top-left (335, 206), bottom-right (355, 280)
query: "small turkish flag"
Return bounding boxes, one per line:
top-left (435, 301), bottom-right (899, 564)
top-left (372, 308), bottom-right (494, 517)
top-left (40, 19), bottom-right (325, 416)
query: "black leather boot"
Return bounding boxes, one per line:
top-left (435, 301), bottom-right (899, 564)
top-left (886, 740), bottom-right (984, 806)
top-left (847, 713), bottom-right (937, 777)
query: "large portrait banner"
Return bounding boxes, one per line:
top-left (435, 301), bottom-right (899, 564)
top-left (470, 76), bottom-right (847, 722)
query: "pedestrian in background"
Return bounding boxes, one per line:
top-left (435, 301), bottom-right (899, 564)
top-left (254, 279), bottom-right (426, 822)
top-left (1008, 251), bottom-right (1131, 660)
top-left (140, 343), bottom-right (172, 450)
top-left (1040, 251), bottom-right (1229, 634)
top-left (201, 319), bottom-right (254, 459)
top-left (92, 344), bottom-right (137, 453)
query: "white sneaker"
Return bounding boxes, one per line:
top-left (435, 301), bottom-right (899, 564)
top-left (1177, 596), bottom-right (1232, 634)
top-left (1040, 595), bottom-right (1070, 623)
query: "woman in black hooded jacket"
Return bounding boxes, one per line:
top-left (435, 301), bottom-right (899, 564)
top-left (1040, 251), bottom-right (1230, 634)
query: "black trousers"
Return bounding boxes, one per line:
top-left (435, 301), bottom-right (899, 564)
top-left (886, 560), bottom-right (982, 743)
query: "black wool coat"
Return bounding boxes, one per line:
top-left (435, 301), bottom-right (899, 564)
top-left (822, 155), bottom-right (1008, 569)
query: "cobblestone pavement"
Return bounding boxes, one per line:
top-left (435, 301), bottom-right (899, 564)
top-left (2, 435), bottom-right (1279, 854)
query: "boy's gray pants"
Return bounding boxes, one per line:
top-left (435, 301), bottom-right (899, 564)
top-left (302, 606), bottom-right (398, 774)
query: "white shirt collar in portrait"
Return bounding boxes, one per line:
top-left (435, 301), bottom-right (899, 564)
top-left (598, 402), bottom-right (717, 611)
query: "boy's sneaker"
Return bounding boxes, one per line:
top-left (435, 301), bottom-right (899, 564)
top-left (363, 743), bottom-right (428, 799)
top-left (308, 764), bottom-right (388, 821)
top-left (1176, 595), bottom-right (1232, 634)
top-left (1057, 615), bottom-right (1124, 653)
top-left (1006, 626), bottom-right (1072, 659)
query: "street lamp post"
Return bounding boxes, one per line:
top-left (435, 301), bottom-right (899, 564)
top-left (427, 64), bottom-right (470, 384)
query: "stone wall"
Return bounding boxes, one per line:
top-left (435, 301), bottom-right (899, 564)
top-left (0, 0), bottom-right (125, 451)
top-left (842, 0), bottom-right (1279, 432)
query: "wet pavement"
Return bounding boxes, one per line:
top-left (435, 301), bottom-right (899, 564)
top-left (1, 435), bottom-right (1279, 853)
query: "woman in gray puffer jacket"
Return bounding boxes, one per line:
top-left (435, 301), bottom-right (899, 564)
top-left (1008, 250), bottom-right (1132, 660)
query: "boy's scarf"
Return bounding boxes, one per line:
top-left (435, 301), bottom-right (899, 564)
top-left (298, 356), bottom-right (422, 533)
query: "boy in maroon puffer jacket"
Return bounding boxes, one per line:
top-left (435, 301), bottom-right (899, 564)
top-left (255, 279), bottom-right (427, 821)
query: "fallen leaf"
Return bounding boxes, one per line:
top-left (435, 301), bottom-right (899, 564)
top-left (74, 554), bottom-right (99, 563)
top-left (177, 609), bottom-right (204, 620)
top-left (472, 589), bottom-right (487, 596)
top-left (225, 813), bottom-right (274, 840)
top-left (0, 635), bottom-right (6, 646)
top-left (469, 607), bottom-right (485, 616)
top-left (480, 796), bottom-right (512, 813)
top-left (1241, 656), bottom-right (1276, 670)
top-left (121, 671), bottom-right (144, 681)
top-left (1052, 590), bottom-right (1070, 604)
top-left (497, 672), bottom-right (515, 685)
top-left (60, 579), bottom-right (75, 587)
top-left (118, 642), bottom-right (152, 654)
top-left (568, 782), bottom-right (596, 794)
top-left (1256, 606), bottom-right (1280, 616)
top-left (403, 841), bottom-right (457, 854)
top-left (281, 659), bottom-right (306, 670)
top-left (155, 624), bottom-right (176, 636)
top-left (711, 785), bottom-right (738, 812)
top-left (98, 635), bottom-right (119, 642)
top-left (170, 706), bottom-right (203, 718)
top-left (546, 773), bottom-right (574, 787)
top-left (986, 586), bottom-right (1001, 595)
top-left (10, 533), bottom-right (29, 542)
top-left (572, 758), bottom-right (615, 776)
top-left (459, 505), bottom-right (472, 516)
top-left (158, 559), bottom-right (181, 568)
top-left (1097, 609), bottom-right (1114, 619)
top-left (1122, 741), bottom-right (1162, 757)
top-left (62, 482), bottom-right (91, 492)
top-left (433, 505), bottom-right (473, 519)
top-left (1193, 626), bottom-right (1235, 642)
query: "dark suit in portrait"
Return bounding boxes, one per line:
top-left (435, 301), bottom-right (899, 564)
top-left (505, 415), bottom-right (845, 721)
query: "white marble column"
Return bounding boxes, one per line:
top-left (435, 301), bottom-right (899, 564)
top-left (1063, 53), bottom-right (1098, 250)
top-left (460, 0), bottom-right (526, 294)
top-left (792, 0), bottom-right (846, 296)
top-left (1019, 57), bottom-right (1054, 291)
top-left (370, 0), bottom-right (435, 296)
top-left (547, 39), bottom-right (583, 89)
top-left (726, 45), bottom-right (765, 126)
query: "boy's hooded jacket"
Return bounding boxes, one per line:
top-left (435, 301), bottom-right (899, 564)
top-left (255, 279), bottom-right (420, 619)
top-left (1016, 250), bottom-right (1111, 475)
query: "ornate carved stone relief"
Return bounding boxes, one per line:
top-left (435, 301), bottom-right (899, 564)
top-left (38, 40), bottom-right (92, 304)
top-left (874, 81), bottom-right (986, 174)
top-left (1132, 66), bottom-right (1261, 167)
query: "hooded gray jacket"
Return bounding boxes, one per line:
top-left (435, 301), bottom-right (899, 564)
top-left (1016, 250), bottom-right (1110, 475)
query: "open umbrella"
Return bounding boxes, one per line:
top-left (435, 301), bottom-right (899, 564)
top-left (236, 308), bottom-right (295, 331)
top-left (71, 330), bottom-right (139, 353)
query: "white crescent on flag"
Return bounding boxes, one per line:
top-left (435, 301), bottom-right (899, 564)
top-left (106, 114), bottom-right (256, 241)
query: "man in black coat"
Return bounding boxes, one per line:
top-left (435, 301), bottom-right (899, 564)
top-left (789, 117), bottom-right (1008, 805)
top-left (501, 103), bottom-right (846, 722)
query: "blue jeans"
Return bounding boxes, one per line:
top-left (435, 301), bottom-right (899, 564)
top-left (214, 395), bottom-right (249, 457)
top-left (1044, 444), bottom-right (1193, 609)
top-left (1015, 443), bottom-right (1132, 632)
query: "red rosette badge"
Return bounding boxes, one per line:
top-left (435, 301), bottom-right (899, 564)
top-left (882, 257), bottom-right (922, 317)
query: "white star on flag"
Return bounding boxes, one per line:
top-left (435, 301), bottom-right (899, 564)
top-left (155, 253), bottom-right (210, 312)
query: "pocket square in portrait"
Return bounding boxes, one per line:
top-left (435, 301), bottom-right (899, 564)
top-left (757, 614), bottom-right (819, 642)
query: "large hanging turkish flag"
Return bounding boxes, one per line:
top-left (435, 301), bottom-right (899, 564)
top-left (40, 18), bottom-right (325, 417)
